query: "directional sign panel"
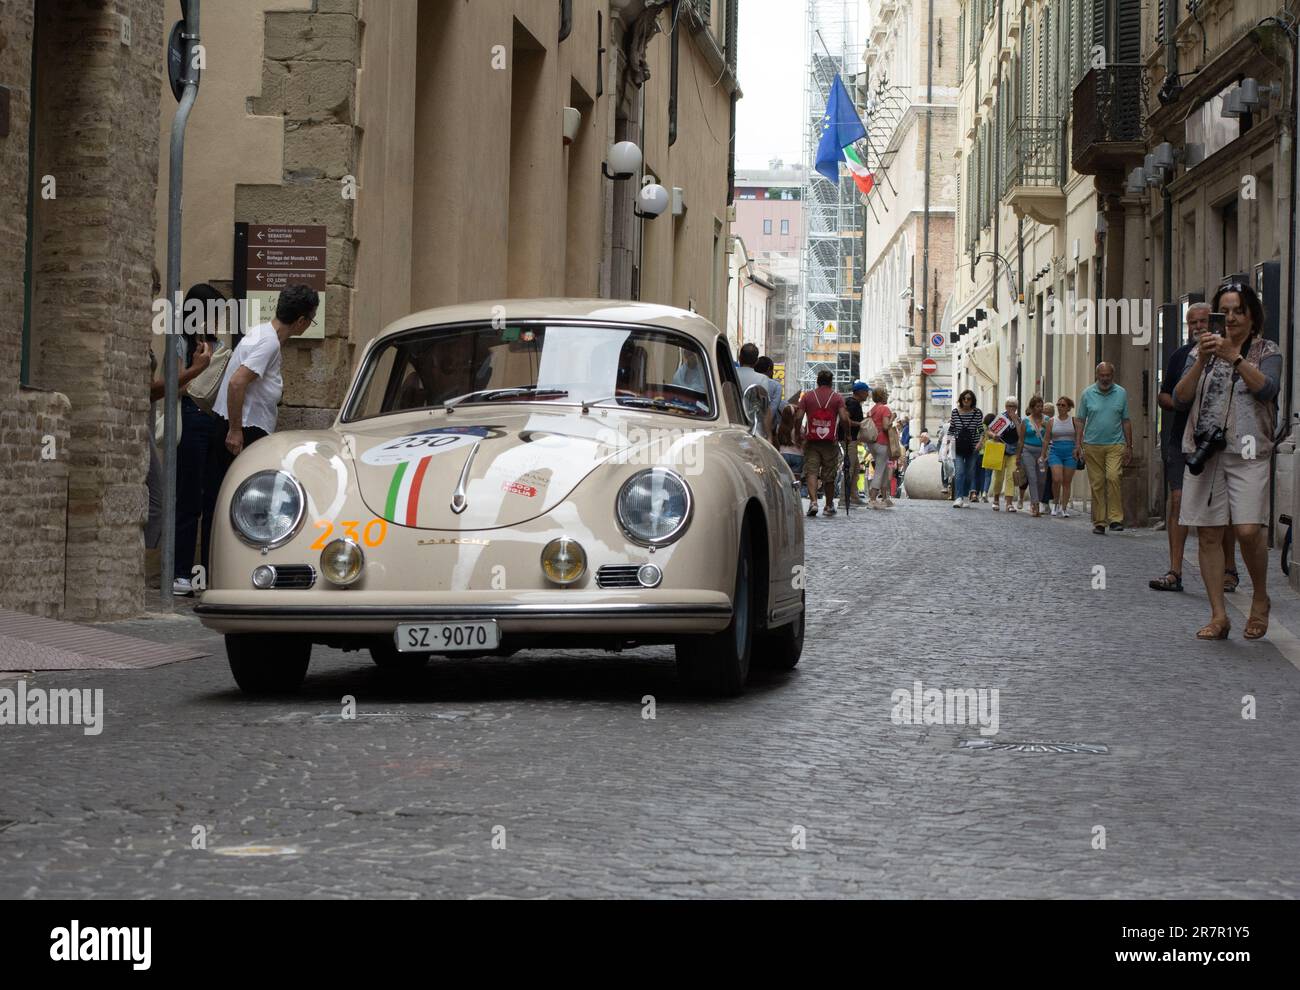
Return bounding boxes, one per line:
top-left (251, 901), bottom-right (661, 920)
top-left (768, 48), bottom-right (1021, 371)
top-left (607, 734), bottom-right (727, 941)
top-left (244, 225), bottom-right (327, 340)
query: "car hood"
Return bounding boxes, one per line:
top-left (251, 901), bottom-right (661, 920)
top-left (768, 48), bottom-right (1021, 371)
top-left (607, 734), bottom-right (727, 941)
top-left (343, 407), bottom-right (706, 530)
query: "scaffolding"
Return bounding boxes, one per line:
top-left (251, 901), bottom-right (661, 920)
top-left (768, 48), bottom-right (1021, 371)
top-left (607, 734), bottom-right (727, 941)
top-left (798, 0), bottom-right (862, 393)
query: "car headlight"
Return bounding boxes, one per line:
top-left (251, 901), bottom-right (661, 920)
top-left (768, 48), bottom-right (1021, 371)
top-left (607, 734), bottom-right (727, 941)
top-left (320, 539), bottom-right (364, 586)
top-left (230, 471), bottom-right (306, 548)
top-left (616, 468), bottom-right (692, 546)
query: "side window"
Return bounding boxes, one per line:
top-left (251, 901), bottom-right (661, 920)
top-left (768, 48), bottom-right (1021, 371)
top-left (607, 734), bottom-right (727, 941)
top-left (715, 339), bottom-right (742, 422)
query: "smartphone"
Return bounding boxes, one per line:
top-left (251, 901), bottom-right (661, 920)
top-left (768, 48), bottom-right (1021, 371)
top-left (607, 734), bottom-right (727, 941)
top-left (1209, 312), bottom-right (1227, 336)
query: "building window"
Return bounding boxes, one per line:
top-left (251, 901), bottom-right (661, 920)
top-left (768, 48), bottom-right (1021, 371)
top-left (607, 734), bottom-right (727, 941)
top-left (780, 219), bottom-right (790, 235)
top-left (763, 219), bottom-right (773, 235)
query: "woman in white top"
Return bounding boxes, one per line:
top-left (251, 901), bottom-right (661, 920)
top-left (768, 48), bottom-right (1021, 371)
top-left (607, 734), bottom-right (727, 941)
top-left (1044, 396), bottom-right (1081, 517)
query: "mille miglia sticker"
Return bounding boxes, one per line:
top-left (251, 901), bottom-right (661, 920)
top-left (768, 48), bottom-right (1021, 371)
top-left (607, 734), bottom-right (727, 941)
top-left (501, 481), bottom-right (538, 498)
top-left (360, 426), bottom-right (504, 466)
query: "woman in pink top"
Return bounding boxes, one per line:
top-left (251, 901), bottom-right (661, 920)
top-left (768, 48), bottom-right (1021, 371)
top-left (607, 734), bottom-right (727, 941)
top-left (866, 386), bottom-right (895, 507)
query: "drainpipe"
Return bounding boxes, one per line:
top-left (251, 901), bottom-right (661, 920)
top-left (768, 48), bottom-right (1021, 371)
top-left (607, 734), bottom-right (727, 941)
top-left (993, 0), bottom-right (1003, 352)
top-left (161, 0), bottom-right (201, 610)
top-left (920, 0), bottom-right (934, 437)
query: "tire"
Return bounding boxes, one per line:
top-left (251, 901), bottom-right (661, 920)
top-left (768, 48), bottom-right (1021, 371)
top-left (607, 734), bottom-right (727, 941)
top-left (226, 635), bottom-right (311, 695)
top-left (755, 590), bottom-right (804, 671)
top-left (369, 637), bottom-right (430, 673)
top-left (676, 519), bottom-right (754, 695)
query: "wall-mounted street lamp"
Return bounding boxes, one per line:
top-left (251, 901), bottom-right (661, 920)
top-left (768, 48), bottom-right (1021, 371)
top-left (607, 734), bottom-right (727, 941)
top-left (634, 176), bottom-right (670, 220)
top-left (602, 141), bottom-right (642, 180)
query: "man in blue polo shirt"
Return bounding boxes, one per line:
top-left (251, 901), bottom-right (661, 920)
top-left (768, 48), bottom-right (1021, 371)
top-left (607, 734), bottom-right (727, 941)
top-left (1077, 361), bottom-right (1133, 534)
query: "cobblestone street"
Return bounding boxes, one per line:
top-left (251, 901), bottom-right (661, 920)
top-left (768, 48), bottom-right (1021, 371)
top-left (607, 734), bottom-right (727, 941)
top-left (2, 500), bottom-right (1298, 899)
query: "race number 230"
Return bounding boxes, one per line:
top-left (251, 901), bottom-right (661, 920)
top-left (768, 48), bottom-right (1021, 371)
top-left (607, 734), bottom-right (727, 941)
top-left (310, 518), bottom-right (388, 549)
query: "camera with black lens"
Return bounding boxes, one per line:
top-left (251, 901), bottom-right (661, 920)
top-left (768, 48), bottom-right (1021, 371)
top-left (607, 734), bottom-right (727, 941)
top-left (1185, 427), bottom-right (1227, 476)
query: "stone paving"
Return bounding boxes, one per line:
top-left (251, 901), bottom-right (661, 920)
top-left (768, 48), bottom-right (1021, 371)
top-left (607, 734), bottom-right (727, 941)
top-left (1, 498), bottom-right (1298, 898)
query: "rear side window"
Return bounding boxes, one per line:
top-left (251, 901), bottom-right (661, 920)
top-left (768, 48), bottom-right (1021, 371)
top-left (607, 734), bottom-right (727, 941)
top-left (715, 339), bottom-right (742, 422)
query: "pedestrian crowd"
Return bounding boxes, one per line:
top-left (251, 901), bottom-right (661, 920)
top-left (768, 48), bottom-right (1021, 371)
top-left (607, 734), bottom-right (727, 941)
top-left (146, 281), bottom-right (320, 596)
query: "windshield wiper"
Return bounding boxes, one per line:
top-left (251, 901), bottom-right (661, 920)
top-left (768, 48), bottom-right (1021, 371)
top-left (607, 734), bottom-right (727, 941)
top-left (443, 386), bottom-right (568, 411)
top-left (583, 395), bottom-right (702, 415)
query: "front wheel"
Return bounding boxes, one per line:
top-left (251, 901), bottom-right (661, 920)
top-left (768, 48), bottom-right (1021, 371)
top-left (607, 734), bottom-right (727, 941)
top-left (226, 635), bottom-right (311, 695)
top-left (676, 520), bottom-right (754, 695)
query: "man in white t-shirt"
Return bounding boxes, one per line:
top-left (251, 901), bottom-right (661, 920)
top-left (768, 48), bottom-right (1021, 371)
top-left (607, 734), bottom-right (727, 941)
top-left (202, 285), bottom-right (318, 560)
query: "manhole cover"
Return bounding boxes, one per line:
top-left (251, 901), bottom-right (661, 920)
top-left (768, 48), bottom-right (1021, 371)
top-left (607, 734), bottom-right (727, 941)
top-left (212, 845), bottom-right (301, 857)
top-left (959, 740), bottom-right (1109, 754)
top-left (313, 711), bottom-right (473, 722)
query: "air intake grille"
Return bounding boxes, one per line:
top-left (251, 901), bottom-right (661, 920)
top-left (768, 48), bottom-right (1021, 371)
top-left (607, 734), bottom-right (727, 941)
top-left (272, 565), bottom-right (316, 590)
top-left (596, 565), bottom-right (642, 589)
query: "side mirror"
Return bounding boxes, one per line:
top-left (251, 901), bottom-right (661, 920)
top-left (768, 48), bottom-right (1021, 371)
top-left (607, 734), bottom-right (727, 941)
top-left (742, 383), bottom-right (767, 436)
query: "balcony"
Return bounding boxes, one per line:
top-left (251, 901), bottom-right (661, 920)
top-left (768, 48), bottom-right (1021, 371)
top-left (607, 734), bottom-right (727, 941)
top-left (1072, 65), bottom-right (1147, 176)
top-left (1004, 116), bottom-right (1066, 226)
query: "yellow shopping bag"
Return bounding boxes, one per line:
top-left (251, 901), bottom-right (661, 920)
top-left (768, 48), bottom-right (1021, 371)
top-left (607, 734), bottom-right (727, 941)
top-left (981, 440), bottom-right (1005, 471)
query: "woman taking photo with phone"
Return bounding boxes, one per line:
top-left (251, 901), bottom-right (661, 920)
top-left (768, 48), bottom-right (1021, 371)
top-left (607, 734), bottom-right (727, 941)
top-left (1172, 282), bottom-right (1282, 640)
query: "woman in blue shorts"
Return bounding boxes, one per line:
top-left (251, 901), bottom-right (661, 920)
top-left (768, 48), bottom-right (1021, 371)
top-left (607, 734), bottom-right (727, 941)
top-left (1045, 396), bottom-right (1080, 517)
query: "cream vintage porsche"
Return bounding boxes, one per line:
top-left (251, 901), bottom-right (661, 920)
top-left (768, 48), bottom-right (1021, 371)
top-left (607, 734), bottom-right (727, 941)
top-left (195, 300), bottom-right (805, 696)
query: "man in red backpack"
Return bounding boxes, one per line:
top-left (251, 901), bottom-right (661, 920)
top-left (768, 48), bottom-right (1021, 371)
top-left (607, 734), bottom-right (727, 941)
top-left (798, 369), bottom-right (852, 516)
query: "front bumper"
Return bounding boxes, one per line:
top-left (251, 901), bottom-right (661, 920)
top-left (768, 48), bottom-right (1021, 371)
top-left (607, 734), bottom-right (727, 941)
top-left (194, 591), bottom-right (733, 636)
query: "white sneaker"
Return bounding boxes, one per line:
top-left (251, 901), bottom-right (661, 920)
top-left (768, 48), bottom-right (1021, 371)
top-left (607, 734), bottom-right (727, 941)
top-left (1050, 505), bottom-right (1059, 517)
top-left (953, 498), bottom-right (963, 508)
top-left (172, 578), bottom-right (193, 596)
top-left (1060, 507), bottom-right (1070, 518)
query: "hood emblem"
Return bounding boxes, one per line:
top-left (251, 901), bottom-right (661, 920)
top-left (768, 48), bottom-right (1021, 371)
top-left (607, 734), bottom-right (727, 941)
top-left (418, 537), bottom-right (491, 546)
top-left (451, 440), bottom-right (481, 514)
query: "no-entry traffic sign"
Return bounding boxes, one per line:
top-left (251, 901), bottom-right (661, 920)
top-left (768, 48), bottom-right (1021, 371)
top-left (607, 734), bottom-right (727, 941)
top-left (921, 358), bottom-right (939, 375)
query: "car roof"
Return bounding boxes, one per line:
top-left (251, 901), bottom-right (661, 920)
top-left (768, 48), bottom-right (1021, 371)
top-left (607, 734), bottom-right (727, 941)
top-left (376, 299), bottom-right (724, 347)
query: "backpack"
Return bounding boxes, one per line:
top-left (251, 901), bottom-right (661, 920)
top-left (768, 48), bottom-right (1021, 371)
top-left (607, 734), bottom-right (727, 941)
top-left (806, 389), bottom-right (837, 441)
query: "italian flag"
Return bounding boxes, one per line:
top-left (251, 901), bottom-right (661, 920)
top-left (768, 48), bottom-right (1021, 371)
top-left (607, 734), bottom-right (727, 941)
top-left (385, 456), bottom-right (434, 527)
top-left (844, 145), bottom-right (875, 196)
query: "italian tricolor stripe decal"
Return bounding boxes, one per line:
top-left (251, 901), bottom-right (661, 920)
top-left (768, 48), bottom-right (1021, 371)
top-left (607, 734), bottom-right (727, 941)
top-left (384, 456), bottom-right (433, 526)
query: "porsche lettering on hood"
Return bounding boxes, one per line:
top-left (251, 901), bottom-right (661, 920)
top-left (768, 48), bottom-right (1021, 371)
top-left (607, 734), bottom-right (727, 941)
top-left (346, 411), bottom-right (673, 530)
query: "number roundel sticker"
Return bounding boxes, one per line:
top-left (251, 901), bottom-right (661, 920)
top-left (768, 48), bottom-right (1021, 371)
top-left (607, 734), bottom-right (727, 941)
top-left (361, 427), bottom-right (492, 466)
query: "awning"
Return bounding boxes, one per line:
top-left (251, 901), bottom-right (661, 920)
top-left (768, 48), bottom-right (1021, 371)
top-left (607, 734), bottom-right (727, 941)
top-left (967, 341), bottom-right (1000, 386)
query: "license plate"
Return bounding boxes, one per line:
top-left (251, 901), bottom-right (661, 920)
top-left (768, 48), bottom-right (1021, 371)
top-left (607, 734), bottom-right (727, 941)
top-left (395, 621), bottom-right (500, 653)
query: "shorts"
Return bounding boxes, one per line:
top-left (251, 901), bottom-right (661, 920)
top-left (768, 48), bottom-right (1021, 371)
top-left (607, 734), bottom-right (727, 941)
top-left (1163, 447), bottom-right (1186, 492)
top-left (1178, 450), bottom-right (1271, 527)
top-left (1047, 439), bottom-right (1076, 468)
top-left (803, 441), bottom-right (841, 486)
top-left (781, 451), bottom-right (804, 477)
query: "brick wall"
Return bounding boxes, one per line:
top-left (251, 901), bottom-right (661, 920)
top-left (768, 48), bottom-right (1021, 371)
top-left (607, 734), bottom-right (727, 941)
top-left (0, 1), bottom-right (68, 618)
top-left (1, 0), bottom-right (164, 621)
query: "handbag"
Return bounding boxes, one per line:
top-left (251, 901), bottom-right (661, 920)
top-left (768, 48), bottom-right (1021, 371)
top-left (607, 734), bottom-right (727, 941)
top-left (186, 341), bottom-right (232, 415)
top-left (888, 422), bottom-right (903, 460)
top-left (1013, 455), bottom-right (1028, 489)
top-left (153, 396), bottom-right (182, 446)
top-left (861, 416), bottom-right (879, 444)
top-left (981, 440), bottom-right (1005, 470)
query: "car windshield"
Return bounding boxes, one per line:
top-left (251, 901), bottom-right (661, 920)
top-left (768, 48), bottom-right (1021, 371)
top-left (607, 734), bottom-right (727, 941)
top-left (342, 322), bottom-right (715, 422)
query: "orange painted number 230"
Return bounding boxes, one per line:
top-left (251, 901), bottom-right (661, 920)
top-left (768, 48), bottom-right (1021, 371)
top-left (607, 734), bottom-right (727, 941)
top-left (310, 518), bottom-right (388, 550)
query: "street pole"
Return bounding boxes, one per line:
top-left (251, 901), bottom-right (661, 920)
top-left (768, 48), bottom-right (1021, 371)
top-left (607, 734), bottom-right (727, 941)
top-left (161, 0), bottom-right (201, 609)
top-left (919, 0), bottom-right (934, 440)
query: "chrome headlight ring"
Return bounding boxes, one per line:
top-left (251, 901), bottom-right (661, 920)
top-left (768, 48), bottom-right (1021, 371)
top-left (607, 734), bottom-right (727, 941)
top-left (615, 468), bottom-right (693, 547)
top-left (229, 470), bottom-right (307, 549)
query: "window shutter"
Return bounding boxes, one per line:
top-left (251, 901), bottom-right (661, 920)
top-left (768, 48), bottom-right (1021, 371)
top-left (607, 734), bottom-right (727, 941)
top-left (959, 8), bottom-right (965, 71)
top-left (1023, 23), bottom-right (1033, 115)
top-left (1116, 0), bottom-right (1141, 65)
top-left (1041, 6), bottom-right (1052, 119)
top-left (1158, 0), bottom-right (1166, 46)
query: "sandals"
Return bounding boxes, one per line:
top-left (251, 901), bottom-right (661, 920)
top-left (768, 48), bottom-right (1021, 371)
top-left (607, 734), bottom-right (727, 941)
top-left (1245, 597), bottom-right (1271, 640)
top-left (806, 506), bottom-right (818, 517)
top-left (1149, 570), bottom-right (1183, 592)
top-left (1224, 569), bottom-right (1240, 593)
top-left (1196, 618), bottom-right (1231, 640)
top-left (1006, 504), bottom-right (1017, 513)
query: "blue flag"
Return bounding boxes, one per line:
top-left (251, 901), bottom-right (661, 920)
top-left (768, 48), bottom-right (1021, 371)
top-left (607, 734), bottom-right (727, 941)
top-left (814, 74), bottom-right (868, 183)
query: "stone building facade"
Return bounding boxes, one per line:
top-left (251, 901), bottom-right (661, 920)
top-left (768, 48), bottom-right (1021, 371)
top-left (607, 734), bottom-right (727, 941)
top-left (155, 0), bottom-right (741, 431)
top-left (2, 0), bottom-right (164, 620)
top-left (859, 0), bottom-right (961, 443)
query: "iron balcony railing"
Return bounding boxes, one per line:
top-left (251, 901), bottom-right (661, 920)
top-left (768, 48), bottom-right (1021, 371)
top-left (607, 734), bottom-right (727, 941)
top-left (1071, 64), bottom-right (1146, 172)
top-left (1003, 116), bottom-right (1065, 195)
